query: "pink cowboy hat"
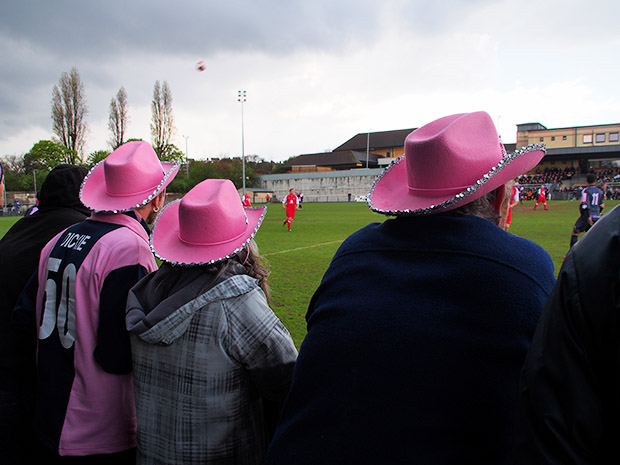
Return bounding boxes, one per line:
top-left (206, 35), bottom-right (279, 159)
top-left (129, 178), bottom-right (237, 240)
top-left (151, 179), bottom-right (267, 266)
top-left (80, 141), bottom-right (180, 212)
top-left (367, 111), bottom-right (546, 216)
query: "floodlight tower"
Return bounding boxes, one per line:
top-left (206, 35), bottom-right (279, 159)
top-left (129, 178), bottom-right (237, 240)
top-left (238, 90), bottom-right (247, 197)
top-left (182, 135), bottom-right (189, 177)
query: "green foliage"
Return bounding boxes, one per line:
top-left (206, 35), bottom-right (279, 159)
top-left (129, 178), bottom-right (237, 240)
top-left (85, 149), bottom-right (110, 169)
top-left (4, 167), bottom-right (50, 193)
top-left (2, 139), bottom-right (81, 193)
top-left (1, 155), bottom-right (27, 174)
top-left (271, 155), bottom-right (297, 174)
top-left (24, 140), bottom-right (80, 171)
top-left (154, 144), bottom-right (185, 163)
top-left (4, 170), bottom-right (33, 191)
top-left (167, 158), bottom-right (259, 193)
top-left (1, 155), bottom-right (44, 191)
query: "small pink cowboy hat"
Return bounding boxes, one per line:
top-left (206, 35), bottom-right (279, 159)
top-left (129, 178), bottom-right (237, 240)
top-left (367, 111), bottom-right (546, 215)
top-left (80, 141), bottom-right (180, 212)
top-left (151, 179), bottom-right (267, 266)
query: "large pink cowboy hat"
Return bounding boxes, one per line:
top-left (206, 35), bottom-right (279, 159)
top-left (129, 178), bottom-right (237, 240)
top-left (151, 179), bottom-right (267, 266)
top-left (80, 141), bottom-right (180, 212)
top-left (367, 111), bottom-right (546, 216)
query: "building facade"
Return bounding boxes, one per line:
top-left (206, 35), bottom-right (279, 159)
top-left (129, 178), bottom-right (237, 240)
top-left (517, 121), bottom-right (620, 174)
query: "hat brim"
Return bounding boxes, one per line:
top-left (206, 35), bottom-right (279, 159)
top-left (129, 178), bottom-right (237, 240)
top-left (80, 161), bottom-right (180, 212)
top-left (367, 144), bottom-right (545, 216)
top-left (151, 202), bottom-right (267, 266)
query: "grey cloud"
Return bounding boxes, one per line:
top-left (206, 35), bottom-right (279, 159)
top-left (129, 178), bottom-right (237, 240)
top-left (1, 0), bottom-right (383, 60)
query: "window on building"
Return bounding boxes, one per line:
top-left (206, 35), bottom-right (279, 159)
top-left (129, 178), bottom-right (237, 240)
top-left (610, 132), bottom-right (619, 142)
top-left (583, 134), bottom-right (593, 144)
top-left (539, 137), bottom-right (544, 142)
top-left (596, 133), bottom-right (606, 143)
top-left (551, 136), bottom-right (556, 141)
top-left (563, 135), bottom-right (567, 140)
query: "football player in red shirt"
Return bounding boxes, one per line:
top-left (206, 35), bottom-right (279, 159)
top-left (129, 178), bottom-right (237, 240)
top-left (282, 188), bottom-right (299, 231)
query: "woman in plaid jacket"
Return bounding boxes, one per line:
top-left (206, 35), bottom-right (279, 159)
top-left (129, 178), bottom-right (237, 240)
top-left (126, 180), bottom-right (298, 465)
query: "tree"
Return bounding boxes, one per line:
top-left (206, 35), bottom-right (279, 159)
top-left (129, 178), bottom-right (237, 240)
top-left (1, 155), bottom-right (27, 175)
top-left (1, 155), bottom-right (29, 191)
top-left (24, 140), bottom-right (79, 171)
top-left (272, 155), bottom-right (298, 174)
top-left (157, 144), bottom-right (186, 163)
top-left (51, 67), bottom-right (88, 159)
top-left (150, 80), bottom-right (176, 159)
top-left (108, 87), bottom-right (129, 149)
top-left (85, 149), bottom-right (110, 169)
top-left (2, 153), bottom-right (49, 192)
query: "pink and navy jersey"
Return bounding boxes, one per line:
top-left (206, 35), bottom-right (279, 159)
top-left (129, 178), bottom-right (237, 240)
top-left (34, 212), bottom-right (157, 456)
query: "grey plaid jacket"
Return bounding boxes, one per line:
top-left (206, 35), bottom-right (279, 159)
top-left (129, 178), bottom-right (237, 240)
top-left (126, 266), bottom-right (298, 465)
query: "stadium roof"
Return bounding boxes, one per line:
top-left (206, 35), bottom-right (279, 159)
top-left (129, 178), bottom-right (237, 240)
top-left (282, 150), bottom-right (382, 170)
top-left (545, 145), bottom-right (620, 160)
top-left (333, 128), bottom-right (415, 152)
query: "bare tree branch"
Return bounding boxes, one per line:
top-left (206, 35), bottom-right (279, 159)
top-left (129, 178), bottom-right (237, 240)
top-left (50, 67), bottom-right (88, 160)
top-left (108, 86), bottom-right (129, 149)
top-left (150, 80), bottom-right (176, 158)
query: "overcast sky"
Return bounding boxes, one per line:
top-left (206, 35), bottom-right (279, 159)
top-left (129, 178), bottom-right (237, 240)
top-left (1, 0), bottom-right (619, 162)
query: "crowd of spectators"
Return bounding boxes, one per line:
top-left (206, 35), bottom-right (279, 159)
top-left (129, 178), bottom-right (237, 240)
top-left (515, 167), bottom-right (620, 200)
top-left (515, 167), bottom-right (577, 185)
top-left (593, 168), bottom-right (620, 183)
top-left (517, 166), bottom-right (620, 186)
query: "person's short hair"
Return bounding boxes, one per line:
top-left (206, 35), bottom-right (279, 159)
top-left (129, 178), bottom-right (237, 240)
top-left (586, 173), bottom-right (597, 184)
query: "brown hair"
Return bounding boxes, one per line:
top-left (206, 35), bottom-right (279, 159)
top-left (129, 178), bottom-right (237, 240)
top-left (233, 239), bottom-right (271, 301)
top-left (196, 239), bottom-right (271, 302)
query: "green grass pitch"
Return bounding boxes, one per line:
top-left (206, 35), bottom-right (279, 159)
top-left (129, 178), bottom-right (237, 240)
top-left (2, 199), bottom-right (617, 348)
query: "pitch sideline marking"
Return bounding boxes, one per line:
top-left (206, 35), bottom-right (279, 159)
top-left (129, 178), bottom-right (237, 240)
top-left (263, 240), bottom-right (342, 256)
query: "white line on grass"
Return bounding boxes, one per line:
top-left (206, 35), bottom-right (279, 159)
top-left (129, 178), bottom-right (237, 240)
top-left (263, 240), bottom-right (343, 256)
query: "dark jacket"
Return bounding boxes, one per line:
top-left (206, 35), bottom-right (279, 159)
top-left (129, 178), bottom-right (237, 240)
top-left (514, 204), bottom-right (620, 464)
top-left (0, 164), bottom-right (90, 389)
top-left (265, 214), bottom-right (556, 465)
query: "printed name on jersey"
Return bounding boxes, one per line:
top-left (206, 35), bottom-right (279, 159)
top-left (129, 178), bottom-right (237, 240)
top-left (59, 232), bottom-right (91, 251)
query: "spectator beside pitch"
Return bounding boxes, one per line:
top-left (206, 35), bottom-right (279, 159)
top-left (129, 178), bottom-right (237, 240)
top-left (0, 164), bottom-right (90, 465)
top-left (15, 141), bottom-right (179, 464)
top-left (264, 112), bottom-right (555, 465)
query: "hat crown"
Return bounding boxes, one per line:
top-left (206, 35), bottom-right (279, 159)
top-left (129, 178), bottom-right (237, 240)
top-left (80, 141), bottom-right (179, 212)
top-left (178, 179), bottom-right (246, 245)
top-left (367, 111), bottom-right (546, 216)
top-left (406, 112), bottom-right (503, 193)
top-left (104, 141), bottom-right (165, 196)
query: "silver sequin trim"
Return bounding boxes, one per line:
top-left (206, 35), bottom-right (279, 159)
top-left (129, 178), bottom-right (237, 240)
top-left (150, 204), bottom-right (267, 267)
top-left (367, 143), bottom-right (546, 216)
top-left (79, 161), bottom-right (181, 213)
